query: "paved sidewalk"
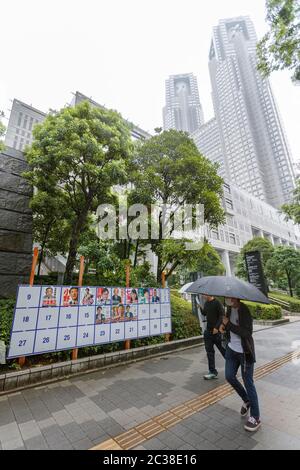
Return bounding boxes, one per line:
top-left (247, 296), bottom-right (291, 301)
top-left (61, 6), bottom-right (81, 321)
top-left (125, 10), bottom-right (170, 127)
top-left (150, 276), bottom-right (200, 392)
top-left (0, 322), bottom-right (299, 450)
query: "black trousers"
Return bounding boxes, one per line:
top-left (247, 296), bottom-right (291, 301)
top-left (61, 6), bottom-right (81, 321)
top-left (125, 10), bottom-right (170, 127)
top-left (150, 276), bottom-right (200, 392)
top-left (204, 329), bottom-right (226, 374)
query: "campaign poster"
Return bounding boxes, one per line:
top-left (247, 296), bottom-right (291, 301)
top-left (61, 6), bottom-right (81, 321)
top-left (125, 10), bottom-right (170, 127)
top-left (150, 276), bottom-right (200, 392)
top-left (96, 287), bottom-right (111, 305)
top-left (80, 287), bottom-right (96, 306)
top-left (62, 287), bottom-right (79, 306)
top-left (126, 288), bottom-right (139, 304)
top-left (138, 288), bottom-right (150, 304)
top-left (40, 286), bottom-right (61, 307)
top-left (95, 305), bottom-right (111, 324)
top-left (150, 288), bottom-right (160, 303)
top-left (111, 287), bottom-right (126, 305)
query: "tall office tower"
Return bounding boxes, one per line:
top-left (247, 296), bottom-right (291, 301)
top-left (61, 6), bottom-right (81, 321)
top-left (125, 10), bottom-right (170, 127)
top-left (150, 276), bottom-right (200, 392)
top-left (163, 73), bottom-right (204, 133)
top-left (208, 16), bottom-right (295, 207)
top-left (5, 99), bottom-right (46, 151)
top-left (192, 117), bottom-right (226, 178)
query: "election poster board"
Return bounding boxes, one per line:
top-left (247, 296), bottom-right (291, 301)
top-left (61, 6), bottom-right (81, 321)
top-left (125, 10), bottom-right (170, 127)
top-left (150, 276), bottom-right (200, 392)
top-left (7, 285), bottom-right (172, 358)
top-left (244, 251), bottom-right (268, 297)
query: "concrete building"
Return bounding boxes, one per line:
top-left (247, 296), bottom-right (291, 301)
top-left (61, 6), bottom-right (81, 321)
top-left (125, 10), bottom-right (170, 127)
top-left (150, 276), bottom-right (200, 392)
top-left (163, 73), bottom-right (204, 133)
top-left (198, 16), bottom-right (295, 208)
top-left (0, 147), bottom-right (33, 298)
top-left (207, 180), bottom-right (300, 275)
top-left (4, 99), bottom-right (46, 151)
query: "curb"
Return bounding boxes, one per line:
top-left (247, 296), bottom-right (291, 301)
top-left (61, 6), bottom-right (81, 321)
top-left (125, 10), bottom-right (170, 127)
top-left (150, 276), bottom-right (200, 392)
top-left (0, 336), bottom-right (204, 395)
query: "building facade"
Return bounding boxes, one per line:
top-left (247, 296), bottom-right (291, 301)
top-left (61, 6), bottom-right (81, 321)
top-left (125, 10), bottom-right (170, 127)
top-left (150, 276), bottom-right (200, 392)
top-left (205, 16), bottom-right (295, 208)
top-left (5, 99), bottom-right (46, 151)
top-left (163, 73), bottom-right (204, 133)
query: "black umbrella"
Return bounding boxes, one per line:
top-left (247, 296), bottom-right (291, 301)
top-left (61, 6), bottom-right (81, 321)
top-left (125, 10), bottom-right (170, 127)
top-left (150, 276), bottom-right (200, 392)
top-left (186, 276), bottom-right (270, 304)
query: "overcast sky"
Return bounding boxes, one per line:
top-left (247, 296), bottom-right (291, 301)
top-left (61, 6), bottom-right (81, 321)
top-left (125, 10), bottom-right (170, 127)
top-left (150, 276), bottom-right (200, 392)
top-left (1, 0), bottom-right (299, 164)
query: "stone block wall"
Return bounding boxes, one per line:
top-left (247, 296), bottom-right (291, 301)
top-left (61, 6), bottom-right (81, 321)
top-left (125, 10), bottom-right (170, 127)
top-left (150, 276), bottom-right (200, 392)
top-left (0, 147), bottom-right (33, 298)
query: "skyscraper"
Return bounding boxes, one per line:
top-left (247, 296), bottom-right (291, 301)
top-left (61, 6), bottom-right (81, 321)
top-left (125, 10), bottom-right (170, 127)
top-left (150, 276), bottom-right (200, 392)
top-left (163, 73), bottom-right (204, 133)
top-left (205, 16), bottom-right (295, 208)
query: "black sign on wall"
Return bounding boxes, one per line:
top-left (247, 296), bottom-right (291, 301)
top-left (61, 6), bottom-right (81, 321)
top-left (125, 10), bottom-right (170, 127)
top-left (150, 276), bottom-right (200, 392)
top-left (244, 251), bottom-right (268, 297)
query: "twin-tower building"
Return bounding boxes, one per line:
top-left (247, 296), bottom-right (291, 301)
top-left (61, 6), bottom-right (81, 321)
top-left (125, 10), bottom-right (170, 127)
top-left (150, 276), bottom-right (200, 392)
top-left (163, 16), bottom-right (295, 209)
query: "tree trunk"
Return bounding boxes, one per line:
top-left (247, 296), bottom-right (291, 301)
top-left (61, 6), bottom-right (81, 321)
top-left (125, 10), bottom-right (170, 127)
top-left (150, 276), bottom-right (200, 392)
top-left (37, 222), bottom-right (53, 276)
top-left (133, 239), bottom-right (139, 267)
top-left (65, 210), bottom-right (89, 284)
top-left (287, 271), bottom-right (293, 297)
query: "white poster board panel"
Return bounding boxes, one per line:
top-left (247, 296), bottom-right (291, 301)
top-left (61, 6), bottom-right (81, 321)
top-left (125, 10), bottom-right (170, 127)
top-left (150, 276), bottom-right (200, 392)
top-left (94, 324), bottom-right (111, 344)
top-left (12, 308), bottom-right (38, 332)
top-left (56, 327), bottom-right (77, 350)
top-left (110, 322), bottom-right (125, 342)
top-left (138, 304), bottom-right (150, 320)
top-left (150, 303), bottom-right (161, 319)
top-left (161, 303), bottom-right (171, 318)
top-left (124, 321), bottom-right (138, 339)
top-left (9, 331), bottom-right (36, 357)
top-left (37, 307), bottom-right (60, 329)
top-left (138, 320), bottom-right (150, 338)
top-left (58, 306), bottom-right (79, 327)
top-left (16, 286), bottom-right (41, 309)
top-left (76, 325), bottom-right (95, 347)
top-left (78, 306), bottom-right (96, 325)
top-left (34, 329), bottom-right (58, 353)
top-left (150, 319), bottom-right (161, 336)
top-left (161, 317), bottom-right (172, 334)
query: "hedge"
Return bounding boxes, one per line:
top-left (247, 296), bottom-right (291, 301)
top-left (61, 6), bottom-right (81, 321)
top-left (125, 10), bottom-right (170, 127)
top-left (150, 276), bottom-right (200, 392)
top-left (269, 291), bottom-right (300, 313)
top-left (242, 301), bottom-right (282, 320)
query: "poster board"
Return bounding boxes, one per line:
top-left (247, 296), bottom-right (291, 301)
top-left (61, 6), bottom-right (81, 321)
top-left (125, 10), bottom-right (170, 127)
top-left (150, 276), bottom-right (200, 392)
top-left (7, 285), bottom-right (172, 358)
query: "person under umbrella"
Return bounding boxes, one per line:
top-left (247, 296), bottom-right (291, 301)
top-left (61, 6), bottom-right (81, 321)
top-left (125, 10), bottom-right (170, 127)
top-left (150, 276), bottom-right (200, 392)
top-left (187, 277), bottom-right (267, 432)
top-left (220, 297), bottom-right (261, 432)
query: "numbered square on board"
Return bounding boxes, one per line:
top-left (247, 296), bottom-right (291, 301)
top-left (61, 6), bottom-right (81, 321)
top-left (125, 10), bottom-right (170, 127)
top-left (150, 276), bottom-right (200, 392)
top-left (161, 318), bottom-right (172, 334)
top-left (78, 306), bottom-right (96, 325)
top-left (58, 306), bottom-right (79, 327)
top-left (37, 307), bottom-right (60, 329)
top-left (150, 303), bottom-right (161, 319)
top-left (150, 319), bottom-right (161, 336)
top-left (124, 321), bottom-right (138, 339)
top-left (138, 320), bottom-right (150, 338)
top-left (76, 325), bottom-right (95, 347)
top-left (94, 323), bottom-right (110, 344)
top-left (16, 286), bottom-right (41, 309)
top-left (13, 308), bottom-right (38, 332)
top-left (8, 331), bottom-right (35, 357)
top-left (138, 304), bottom-right (150, 320)
top-left (110, 322), bottom-right (125, 341)
top-left (34, 329), bottom-right (58, 353)
top-left (56, 327), bottom-right (77, 350)
top-left (161, 303), bottom-right (171, 318)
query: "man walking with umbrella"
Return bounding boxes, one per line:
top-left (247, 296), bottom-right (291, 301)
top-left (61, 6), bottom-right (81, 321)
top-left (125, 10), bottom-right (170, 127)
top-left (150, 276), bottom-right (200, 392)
top-left (187, 276), bottom-right (267, 432)
top-left (201, 294), bottom-right (226, 380)
top-left (221, 298), bottom-right (261, 432)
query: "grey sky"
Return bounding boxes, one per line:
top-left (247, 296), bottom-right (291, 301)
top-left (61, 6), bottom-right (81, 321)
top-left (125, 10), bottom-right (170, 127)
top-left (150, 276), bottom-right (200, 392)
top-left (1, 0), bottom-right (299, 164)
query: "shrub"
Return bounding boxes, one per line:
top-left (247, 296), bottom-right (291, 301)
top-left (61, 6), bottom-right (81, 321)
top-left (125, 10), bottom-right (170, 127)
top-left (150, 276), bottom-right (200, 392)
top-left (242, 301), bottom-right (282, 320)
top-left (269, 291), bottom-right (300, 312)
top-left (170, 294), bottom-right (201, 339)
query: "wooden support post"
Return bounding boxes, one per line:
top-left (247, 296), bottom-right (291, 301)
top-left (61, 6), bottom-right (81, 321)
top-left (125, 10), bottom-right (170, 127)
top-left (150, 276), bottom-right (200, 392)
top-left (162, 272), bottom-right (170, 342)
top-left (19, 246), bottom-right (39, 368)
top-left (124, 263), bottom-right (131, 350)
top-left (71, 256), bottom-right (85, 361)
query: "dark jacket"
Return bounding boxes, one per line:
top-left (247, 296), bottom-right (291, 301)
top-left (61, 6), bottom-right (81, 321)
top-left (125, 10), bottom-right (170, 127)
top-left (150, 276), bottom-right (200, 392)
top-left (225, 303), bottom-right (256, 363)
top-left (201, 298), bottom-right (224, 333)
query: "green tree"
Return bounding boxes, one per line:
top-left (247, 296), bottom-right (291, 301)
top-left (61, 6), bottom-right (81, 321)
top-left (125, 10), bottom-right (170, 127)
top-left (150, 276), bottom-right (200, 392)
top-left (130, 129), bottom-right (225, 282)
top-left (0, 111), bottom-right (5, 151)
top-left (235, 237), bottom-right (274, 280)
top-left (257, 0), bottom-right (300, 82)
top-left (265, 245), bottom-right (300, 296)
top-left (25, 101), bottom-right (133, 283)
top-left (282, 177), bottom-right (300, 224)
top-left (192, 242), bottom-right (225, 276)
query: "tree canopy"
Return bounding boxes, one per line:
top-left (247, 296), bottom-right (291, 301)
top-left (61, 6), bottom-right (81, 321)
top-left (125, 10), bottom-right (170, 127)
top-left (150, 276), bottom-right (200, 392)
top-left (24, 101), bottom-right (133, 283)
top-left (257, 0), bottom-right (300, 82)
top-left (282, 177), bottom-right (300, 224)
top-left (266, 245), bottom-right (300, 296)
top-left (235, 237), bottom-right (274, 280)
